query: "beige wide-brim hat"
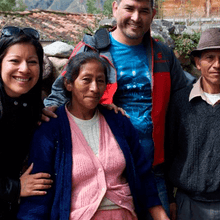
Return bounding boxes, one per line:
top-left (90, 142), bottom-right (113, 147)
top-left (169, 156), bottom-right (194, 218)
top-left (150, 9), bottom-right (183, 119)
top-left (191, 28), bottom-right (220, 57)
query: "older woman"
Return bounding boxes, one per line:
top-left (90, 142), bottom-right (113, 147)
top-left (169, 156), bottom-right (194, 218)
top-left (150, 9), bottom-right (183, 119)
top-left (17, 52), bottom-right (169, 220)
top-left (0, 26), bottom-right (52, 219)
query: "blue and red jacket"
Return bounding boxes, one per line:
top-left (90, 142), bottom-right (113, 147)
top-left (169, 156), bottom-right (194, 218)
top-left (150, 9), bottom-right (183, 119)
top-left (44, 28), bottom-right (195, 166)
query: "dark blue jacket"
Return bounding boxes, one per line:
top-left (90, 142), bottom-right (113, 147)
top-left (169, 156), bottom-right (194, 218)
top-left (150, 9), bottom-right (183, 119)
top-left (17, 105), bottom-right (161, 220)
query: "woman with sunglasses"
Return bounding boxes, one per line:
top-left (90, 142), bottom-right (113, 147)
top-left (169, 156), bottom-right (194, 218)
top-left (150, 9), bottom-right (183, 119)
top-left (17, 52), bottom-right (169, 220)
top-left (0, 26), bottom-right (52, 219)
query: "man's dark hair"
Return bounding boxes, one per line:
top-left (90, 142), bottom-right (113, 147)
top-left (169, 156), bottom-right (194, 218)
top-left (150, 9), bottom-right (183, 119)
top-left (116, 0), bottom-right (154, 8)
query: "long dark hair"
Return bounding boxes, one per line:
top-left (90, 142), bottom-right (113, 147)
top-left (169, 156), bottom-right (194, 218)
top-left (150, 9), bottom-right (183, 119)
top-left (0, 34), bottom-right (44, 124)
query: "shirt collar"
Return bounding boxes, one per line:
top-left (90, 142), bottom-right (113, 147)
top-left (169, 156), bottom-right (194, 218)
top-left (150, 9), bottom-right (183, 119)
top-left (189, 77), bottom-right (219, 106)
top-left (189, 77), bottom-right (212, 105)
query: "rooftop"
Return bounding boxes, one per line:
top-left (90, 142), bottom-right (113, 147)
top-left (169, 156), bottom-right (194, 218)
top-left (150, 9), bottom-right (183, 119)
top-left (0, 9), bottom-right (104, 45)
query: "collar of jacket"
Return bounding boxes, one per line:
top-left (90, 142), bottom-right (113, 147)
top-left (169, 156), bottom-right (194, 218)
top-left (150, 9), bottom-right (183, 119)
top-left (84, 28), bottom-right (153, 50)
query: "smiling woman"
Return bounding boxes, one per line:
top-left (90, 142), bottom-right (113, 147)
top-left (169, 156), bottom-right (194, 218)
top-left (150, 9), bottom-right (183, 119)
top-left (1, 43), bottom-right (40, 98)
top-left (0, 26), bottom-right (52, 219)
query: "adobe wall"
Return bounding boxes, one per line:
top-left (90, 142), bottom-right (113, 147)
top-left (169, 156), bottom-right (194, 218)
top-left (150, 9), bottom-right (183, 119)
top-left (161, 0), bottom-right (220, 18)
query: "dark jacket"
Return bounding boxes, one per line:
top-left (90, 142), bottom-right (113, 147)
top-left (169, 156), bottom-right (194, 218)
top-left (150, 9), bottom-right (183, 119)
top-left (17, 105), bottom-right (161, 220)
top-left (0, 76), bottom-right (42, 219)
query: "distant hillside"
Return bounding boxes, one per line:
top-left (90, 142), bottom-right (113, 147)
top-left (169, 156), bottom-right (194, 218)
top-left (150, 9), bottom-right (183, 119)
top-left (23, 0), bottom-right (106, 13)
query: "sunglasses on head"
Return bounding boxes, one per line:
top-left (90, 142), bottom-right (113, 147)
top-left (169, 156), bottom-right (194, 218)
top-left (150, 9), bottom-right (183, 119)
top-left (1, 26), bottom-right (40, 40)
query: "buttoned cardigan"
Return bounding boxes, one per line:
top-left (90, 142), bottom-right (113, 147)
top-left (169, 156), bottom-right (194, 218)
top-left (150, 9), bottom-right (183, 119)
top-left (17, 105), bottom-right (161, 220)
top-left (67, 110), bottom-right (136, 219)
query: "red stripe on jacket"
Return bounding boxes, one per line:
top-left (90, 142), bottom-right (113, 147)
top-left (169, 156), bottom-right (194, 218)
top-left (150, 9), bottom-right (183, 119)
top-left (151, 72), bottom-right (170, 166)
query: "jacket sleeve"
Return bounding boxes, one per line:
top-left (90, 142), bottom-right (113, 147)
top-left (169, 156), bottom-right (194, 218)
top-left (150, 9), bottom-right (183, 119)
top-left (17, 123), bottom-right (56, 220)
top-left (0, 177), bottom-right (20, 203)
top-left (43, 74), bottom-right (69, 107)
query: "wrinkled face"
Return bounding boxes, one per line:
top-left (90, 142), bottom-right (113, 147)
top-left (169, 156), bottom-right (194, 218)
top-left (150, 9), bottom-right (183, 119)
top-left (195, 49), bottom-right (220, 93)
top-left (1, 43), bottom-right (40, 98)
top-left (66, 60), bottom-right (107, 115)
top-left (112, 0), bottom-right (156, 45)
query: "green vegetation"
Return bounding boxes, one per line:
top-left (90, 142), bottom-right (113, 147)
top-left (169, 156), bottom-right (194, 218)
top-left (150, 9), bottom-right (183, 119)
top-left (170, 31), bottom-right (201, 74)
top-left (14, 0), bottom-right (27, 11)
top-left (0, 0), bottom-right (16, 11)
top-left (0, 0), bottom-right (27, 11)
top-left (103, 0), bottom-right (114, 17)
top-left (86, 0), bottom-right (101, 14)
top-left (86, 0), bottom-right (113, 17)
top-left (170, 31), bottom-right (201, 58)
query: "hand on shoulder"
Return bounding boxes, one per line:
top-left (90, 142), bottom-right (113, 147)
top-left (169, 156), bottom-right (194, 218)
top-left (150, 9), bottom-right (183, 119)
top-left (38, 106), bottom-right (58, 125)
top-left (102, 103), bottom-right (129, 118)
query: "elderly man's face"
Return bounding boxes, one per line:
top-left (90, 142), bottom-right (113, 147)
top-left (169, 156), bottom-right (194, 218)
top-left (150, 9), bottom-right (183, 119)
top-left (195, 49), bottom-right (220, 93)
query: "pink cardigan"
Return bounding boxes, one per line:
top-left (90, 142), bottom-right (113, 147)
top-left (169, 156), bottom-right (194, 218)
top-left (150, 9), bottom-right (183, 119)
top-left (67, 110), bottom-right (136, 219)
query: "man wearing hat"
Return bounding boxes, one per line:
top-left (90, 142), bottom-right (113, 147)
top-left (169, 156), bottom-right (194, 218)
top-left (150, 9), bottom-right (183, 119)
top-left (165, 27), bottom-right (220, 220)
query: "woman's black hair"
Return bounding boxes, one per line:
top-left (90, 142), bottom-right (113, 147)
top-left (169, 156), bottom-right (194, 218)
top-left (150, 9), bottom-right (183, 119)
top-left (64, 52), bottom-right (110, 99)
top-left (0, 33), bottom-right (44, 124)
